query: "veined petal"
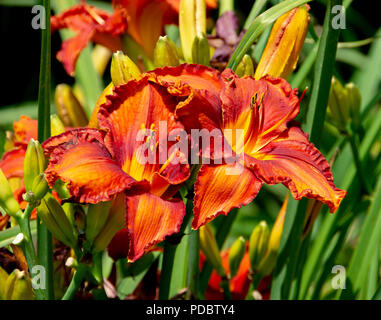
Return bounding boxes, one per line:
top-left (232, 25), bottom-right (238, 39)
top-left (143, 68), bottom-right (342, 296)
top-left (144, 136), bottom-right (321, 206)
top-left (43, 128), bottom-right (146, 204)
top-left (13, 116), bottom-right (38, 143)
top-left (221, 75), bottom-right (300, 154)
top-left (193, 163), bottom-right (262, 229)
top-left (0, 146), bottom-right (26, 179)
top-left (248, 126), bottom-right (346, 212)
top-left (98, 77), bottom-right (185, 184)
top-left (126, 192), bottom-right (185, 261)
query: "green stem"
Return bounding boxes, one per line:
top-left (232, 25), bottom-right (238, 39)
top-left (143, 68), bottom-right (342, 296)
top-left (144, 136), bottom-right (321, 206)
top-left (62, 264), bottom-right (87, 300)
top-left (219, 0), bottom-right (234, 16)
top-left (158, 241), bottom-right (177, 300)
top-left (186, 228), bottom-right (199, 299)
top-left (244, 0), bottom-right (268, 29)
top-left (15, 205), bottom-right (45, 300)
top-left (220, 277), bottom-right (232, 300)
top-left (37, 0), bottom-right (54, 300)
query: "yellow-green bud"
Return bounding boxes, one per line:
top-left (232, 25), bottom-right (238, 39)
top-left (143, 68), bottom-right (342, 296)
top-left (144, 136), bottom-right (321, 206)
top-left (180, 0), bottom-right (207, 62)
top-left (249, 221), bottom-right (270, 271)
top-left (235, 54), bottom-right (255, 78)
top-left (345, 82), bottom-right (361, 128)
top-left (50, 114), bottom-right (66, 136)
top-left (110, 51), bottom-right (141, 86)
top-left (24, 139), bottom-right (46, 192)
top-left (191, 34), bottom-right (210, 66)
top-left (154, 36), bottom-right (180, 68)
top-left (228, 236), bottom-right (246, 277)
top-left (37, 193), bottom-right (77, 248)
top-left (55, 84), bottom-right (88, 128)
top-left (328, 77), bottom-right (349, 132)
top-left (31, 173), bottom-right (49, 201)
top-left (4, 269), bottom-right (34, 300)
top-left (92, 194), bottom-right (125, 253)
top-left (199, 224), bottom-right (226, 277)
top-left (0, 169), bottom-right (20, 217)
top-left (85, 201), bottom-right (112, 244)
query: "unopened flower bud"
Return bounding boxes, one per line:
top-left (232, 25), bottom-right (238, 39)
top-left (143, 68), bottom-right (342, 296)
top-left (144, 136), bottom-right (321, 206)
top-left (55, 84), bottom-right (88, 127)
top-left (92, 195), bottom-right (125, 253)
top-left (328, 77), bottom-right (349, 132)
top-left (31, 173), bottom-right (49, 201)
top-left (4, 269), bottom-right (34, 300)
top-left (229, 236), bottom-right (246, 277)
top-left (345, 82), bottom-right (361, 128)
top-left (257, 196), bottom-right (288, 276)
top-left (199, 224), bottom-right (226, 277)
top-left (37, 193), bottom-right (77, 248)
top-left (249, 221), bottom-right (269, 271)
top-left (192, 34), bottom-right (210, 66)
top-left (24, 139), bottom-right (46, 192)
top-left (85, 201), bottom-right (112, 244)
top-left (154, 36), bottom-right (180, 68)
top-left (235, 54), bottom-right (255, 78)
top-left (254, 5), bottom-right (310, 80)
top-left (0, 169), bottom-right (20, 217)
top-left (50, 114), bottom-right (66, 136)
top-left (180, 0), bottom-right (207, 62)
top-left (111, 51), bottom-right (141, 86)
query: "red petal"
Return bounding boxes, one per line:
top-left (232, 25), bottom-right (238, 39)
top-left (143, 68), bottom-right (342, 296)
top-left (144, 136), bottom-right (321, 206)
top-left (126, 192), bottom-right (185, 261)
top-left (193, 163), bottom-right (262, 229)
top-left (98, 77), bottom-right (189, 188)
top-left (247, 126), bottom-right (346, 212)
top-left (44, 128), bottom-right (146, 203)
top-left (107, 228), bottom-right (130, 261)
top-left (13, 116), bottom-right (38, 143)
top-left (0, 146), bottom-right (26, 179)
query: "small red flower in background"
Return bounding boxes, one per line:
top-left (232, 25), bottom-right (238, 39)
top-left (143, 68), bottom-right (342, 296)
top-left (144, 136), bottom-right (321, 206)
top-left (0, 116), bottom-right (38, 217)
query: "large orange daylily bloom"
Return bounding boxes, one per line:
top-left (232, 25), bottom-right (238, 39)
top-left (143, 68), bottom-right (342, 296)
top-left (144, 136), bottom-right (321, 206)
top-left (145, 64), bottom-right (347, 229)
top-left (51, 0), bottom-right (218, 75)
top-left (43, 76), bottom-right (190, 261)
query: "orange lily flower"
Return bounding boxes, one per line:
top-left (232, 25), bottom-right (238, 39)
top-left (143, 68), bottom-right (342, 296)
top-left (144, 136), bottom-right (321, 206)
top-left (51, 3), bottom-right (128, 75)
top-left (0, 116), bottom-right (38, 213)
top-left (145, 64), bottom-right (347, 229)
top-left (43, 76), bottom-right (190, 261)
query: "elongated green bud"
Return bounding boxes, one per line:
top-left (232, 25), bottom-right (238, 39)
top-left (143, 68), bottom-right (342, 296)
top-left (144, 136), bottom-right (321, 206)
top-left (55, 84), bottom-right (88, 127)
top-left (328, 77), bottom-right (348, 132)
top-left (180, 0), bottom-right (207, 62)
top-left (37, 193), bottom-right (77, 248)
top-left (31, 173), bottom-right (49, 201)
top-left (235, 54), bottom-right (255, 78)
top-left (4, 269), bottom-right (34, 300)
top-left (249, 221), bottom-right (270, 271)
top-left (154, 36), bottom-right (180, 68)
top-left (111, 51), bottom-right (141, 86)
top-left (92, 195), bottom-right (125, 253)
top-left (50, 114), bottom-right (66, 136)
top-left (199, 224), bottom-right (226, 277)
top-left (0, 169), bottom-right (20, 217)
top-left (24, 139), bottom-right (46, 192)
top-left (85, 201), bottom-right (112, 244)
top-left (229, 236), bottom-right (246, 278)
top-left (345, 82), bottom-right (361, 128)
top-left (192, 34), bottom-right (210, 66)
